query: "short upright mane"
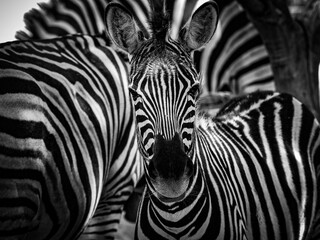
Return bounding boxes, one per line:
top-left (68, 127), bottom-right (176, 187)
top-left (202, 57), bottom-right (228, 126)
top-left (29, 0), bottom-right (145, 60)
top-left (148, 0), bottom-right (173, 41)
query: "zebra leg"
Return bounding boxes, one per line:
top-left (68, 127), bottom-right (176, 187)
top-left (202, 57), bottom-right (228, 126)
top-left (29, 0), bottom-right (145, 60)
top-left (123, 176), bottom-right (145, 223)
top-left (78, 178), bottom-right (137, 239)
top-left (78, 199), bottom-right (123, 239)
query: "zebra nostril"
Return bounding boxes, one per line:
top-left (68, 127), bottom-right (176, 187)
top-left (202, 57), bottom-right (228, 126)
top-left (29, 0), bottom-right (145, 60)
top-left (150, 133), bottom-right (190, 180)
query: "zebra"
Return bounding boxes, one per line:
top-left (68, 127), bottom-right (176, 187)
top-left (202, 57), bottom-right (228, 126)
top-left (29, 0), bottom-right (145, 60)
top-left (15, 0), bottom-right (274, 97)
top-left (105, 1), bottom-right (320, 239)
top-left (0, 33), bottom-right (142, 239)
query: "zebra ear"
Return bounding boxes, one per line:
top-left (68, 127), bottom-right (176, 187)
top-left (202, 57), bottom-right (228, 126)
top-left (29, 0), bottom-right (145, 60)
top-left (105, 3), bottom-right (141, 54)
top-left (179, 1), bottom-right (218, 51)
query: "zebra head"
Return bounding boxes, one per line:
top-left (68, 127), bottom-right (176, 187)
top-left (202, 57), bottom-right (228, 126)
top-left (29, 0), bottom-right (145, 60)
top-left (105, 0), bottom-right (218, 199)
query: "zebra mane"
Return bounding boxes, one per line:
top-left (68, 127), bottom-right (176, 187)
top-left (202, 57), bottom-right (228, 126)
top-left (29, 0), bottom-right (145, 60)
top-left (148, 0), bottom-right (174, 41)
top-left (15, 0), bottom-right (107, 40)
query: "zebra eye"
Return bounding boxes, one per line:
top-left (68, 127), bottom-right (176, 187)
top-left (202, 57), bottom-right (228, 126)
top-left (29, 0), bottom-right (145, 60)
top-left (188, 83), bottom-right (200, 100)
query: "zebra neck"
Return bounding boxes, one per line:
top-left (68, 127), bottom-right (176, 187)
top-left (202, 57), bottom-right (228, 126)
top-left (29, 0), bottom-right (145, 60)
top-left (137, 163), bottom-right (213, 238)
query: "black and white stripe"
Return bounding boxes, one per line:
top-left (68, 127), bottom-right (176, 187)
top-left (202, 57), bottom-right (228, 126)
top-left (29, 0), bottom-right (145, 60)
top-left (193, 0), bottom-right (274, 94)
top-left (15, 0), bottom-right (150, 41)
top-left (106, 1), bottom-right (320, 239)
top-left (136, 91), bottom-right (320, 239)
top-left (129, 38), bottom-right (199, 159)
top-left (0, 34), bottom-right (142, 239)
top-left (15, 0), bottom-right (275, 97)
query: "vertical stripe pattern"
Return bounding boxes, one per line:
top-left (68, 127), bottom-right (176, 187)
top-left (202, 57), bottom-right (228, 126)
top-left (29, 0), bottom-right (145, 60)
top-left (136, 91), bottom-right (320, 239)
top-left (104, 2), bottom-right (320, 239)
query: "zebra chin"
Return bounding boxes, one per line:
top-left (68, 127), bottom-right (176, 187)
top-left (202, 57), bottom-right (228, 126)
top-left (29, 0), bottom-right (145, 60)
top-left (147, 133), bottom-right (194, 200)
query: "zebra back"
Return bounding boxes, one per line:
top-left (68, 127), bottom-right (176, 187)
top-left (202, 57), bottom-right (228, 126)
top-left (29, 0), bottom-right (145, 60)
top-left (0, 34), bottom-right (142, 239)
top-left (203, 91), bottom-right (320, 239)
top-left (15, 0), bottom-right (150, 41)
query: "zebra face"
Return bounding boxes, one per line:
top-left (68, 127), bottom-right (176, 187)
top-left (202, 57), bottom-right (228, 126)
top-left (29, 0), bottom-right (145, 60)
top-left (105, 0), bottom-right (218, 199)
top-left (129, 40), bottom-right (199, 158)
top-left (128, 40), bottom-right (199, 198)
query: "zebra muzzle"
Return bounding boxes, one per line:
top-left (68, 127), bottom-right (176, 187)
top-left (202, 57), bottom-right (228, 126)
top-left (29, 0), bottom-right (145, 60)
top-left (149, 133), bottom-right (194, 182)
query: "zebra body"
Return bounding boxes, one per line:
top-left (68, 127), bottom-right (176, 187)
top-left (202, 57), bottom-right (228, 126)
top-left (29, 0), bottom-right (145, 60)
top-left (136, 91), bottom-right (320, 239)
top-left (0, 34), bottom-right (142, 239)
top-left (105, 1), bottom-right (320, 239)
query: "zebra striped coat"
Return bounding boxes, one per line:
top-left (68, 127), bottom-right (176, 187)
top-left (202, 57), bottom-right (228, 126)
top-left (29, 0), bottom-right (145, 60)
top-left (0, 34), bottom-right (142, 239)
top-left (135, 91), bottom-right (320, 239)
top-left (15, 0), bottom-right (274, 97)
top-left (105, 1), bottom-right (320, 239)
